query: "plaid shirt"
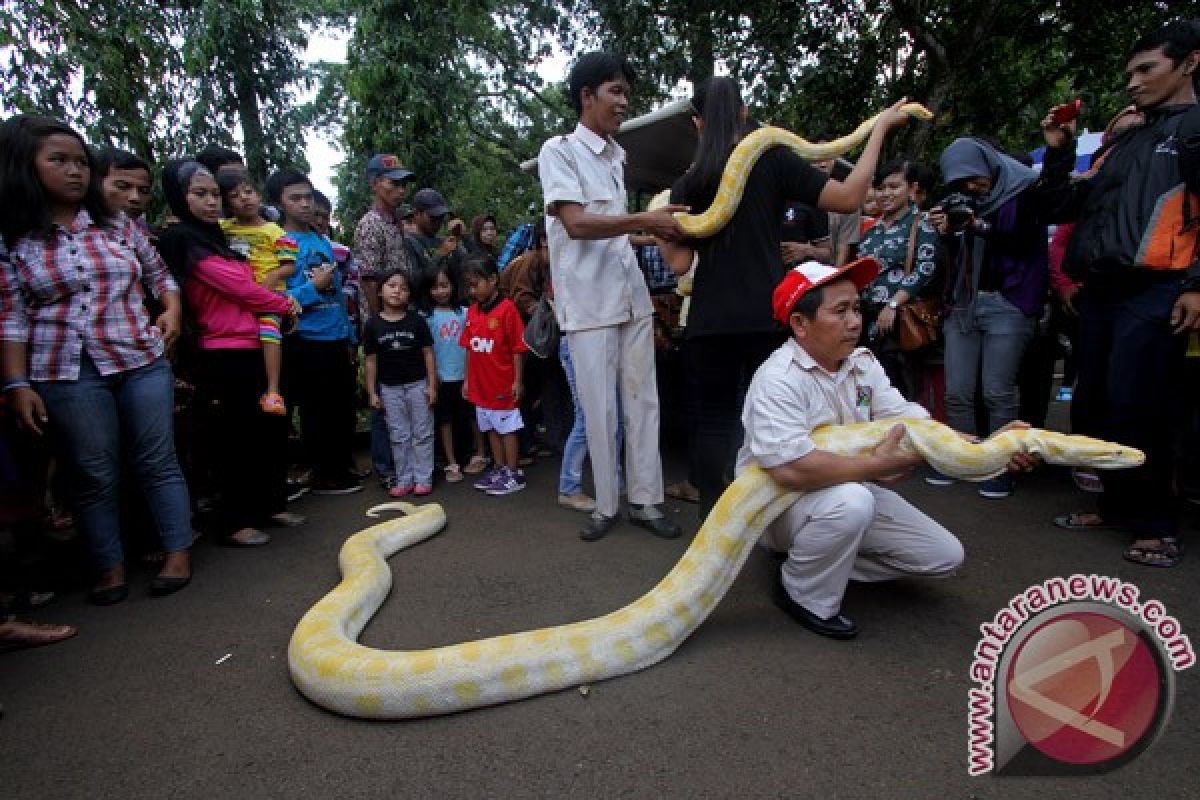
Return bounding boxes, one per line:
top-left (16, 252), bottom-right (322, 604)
top-left (0, 210), bottom-right (177, 381)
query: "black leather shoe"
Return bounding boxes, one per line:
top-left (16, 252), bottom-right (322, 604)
top-left (773, 580), bottom-right (858, 640)
top-left (629, 513), bottom-right (682, 539)
top-left (579, 514), bottom-right (619, 541)
top-left (149, 574), bottom-right (191, 597)
top-left (88, 583), bottom-right (129, 606)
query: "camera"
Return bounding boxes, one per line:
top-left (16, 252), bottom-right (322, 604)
top-left (941, 192), bottom-right (977, 232)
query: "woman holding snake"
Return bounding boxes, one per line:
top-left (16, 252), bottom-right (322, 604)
top-left (659, 78), bottom-right (914, 517)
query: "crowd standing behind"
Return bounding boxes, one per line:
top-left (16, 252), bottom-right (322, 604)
top-left (1, 20), bottom-right (1198, 659)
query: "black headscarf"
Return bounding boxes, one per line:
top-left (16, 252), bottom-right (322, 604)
top-left (156, 159), bottom-right (241, 282)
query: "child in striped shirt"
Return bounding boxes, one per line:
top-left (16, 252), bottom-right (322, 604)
top-left (218, 169), bottom-right (296, 415)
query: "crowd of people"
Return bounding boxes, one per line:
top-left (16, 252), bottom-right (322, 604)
top-left (1, 19), bottom-right (1197, 654)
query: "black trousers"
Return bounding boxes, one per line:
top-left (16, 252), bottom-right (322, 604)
top-left (286, 337), bottom-right (357, 482)
top-left (685, 331), bottom-right (786, 519)
top-left (1073, 278), bottom-right (1187, 539)
top-left (194, 349), bottom-right (287, 534)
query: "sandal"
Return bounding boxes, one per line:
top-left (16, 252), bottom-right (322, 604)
top-left (665, 480), bottom-right (700, 504)
top-left (1123, 537), bottom-right (1182, 568)
top-left (259, 392), bottom-right (288, 416)
top-left (1053, 511), bottom-right (1116, 531)
top-left (0, 618), bottom-right (78, 653)
top-left (444, 464), bottom-right (463, 483)
top-left (463, 455), bottom-right (489, 475)
top-left (1071, 468), bottom-right (1104, 494)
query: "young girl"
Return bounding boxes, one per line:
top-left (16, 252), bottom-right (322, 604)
top-left (422, 266), bottom-right (476, 482)
top-left (217, 169), bottom-right (296, 415)
top-left (458, 258), bottom-right (527, 496)
top-left (364, 270), bottom-right (437, 497)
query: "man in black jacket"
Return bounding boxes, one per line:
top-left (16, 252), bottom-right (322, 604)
top-left (1040, 19), bottom-right (1200, 567)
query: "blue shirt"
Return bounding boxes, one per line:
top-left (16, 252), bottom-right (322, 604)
top-left (424, 307), bottom-right (467, 382)
top-left (285, 231), bottom-right (353, 342)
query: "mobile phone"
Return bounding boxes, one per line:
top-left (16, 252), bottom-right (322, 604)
top-left (1050, 98), bottom-right (1081, 126)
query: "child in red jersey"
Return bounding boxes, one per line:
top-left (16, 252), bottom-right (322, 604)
top-left (459, 257), bottom-right (528, 495)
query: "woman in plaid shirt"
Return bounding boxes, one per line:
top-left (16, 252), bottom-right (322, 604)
top-left (0, 116), bottom-right (194, 604)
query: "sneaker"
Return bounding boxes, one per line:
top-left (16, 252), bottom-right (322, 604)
top-left (1055, 387), bottom-right (1073, 402)
top-left (485, 467), bottom-right (526, 496)
top-left (558, 493), bottom-right (597, 513)
top-left (925, 469), bottom-right (956, 486)
top-left (473, 469), bottom-right (501, 491)
top-left (413, 485), bottom-right (432, 496)
top-left (388, 484), bottom-right (413, 498)
top-left (978, 473), bottom-right (1015, 499)
top-left (310, 475), bottom-right (364, 495)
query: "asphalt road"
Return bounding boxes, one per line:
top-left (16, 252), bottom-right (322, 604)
top-left (2, 444), bottom-right (1198, 799)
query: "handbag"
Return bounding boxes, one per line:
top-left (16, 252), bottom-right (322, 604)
top-left (895, 214), bottom-right (943, 352)
top-left (522, 295), bottom-right (559, 358)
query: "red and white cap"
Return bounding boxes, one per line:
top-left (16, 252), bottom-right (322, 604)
top-left (771, 257), bottom-right (882, 325)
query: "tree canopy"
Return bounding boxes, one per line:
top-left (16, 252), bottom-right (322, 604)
top-left (3, 0), bottom-right (1195, 235)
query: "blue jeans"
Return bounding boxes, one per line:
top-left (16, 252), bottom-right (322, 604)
top-left (944, 292), bottom-right (1034, 437)
top-left (557, 337), bottom-right (623, 496)
top-left (36, 355), bottom-right (192, 570)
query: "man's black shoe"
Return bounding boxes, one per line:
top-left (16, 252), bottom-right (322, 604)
top-left (629, 513), bottom-right (682, 539)
top-left (579, 513), bottom-right (618, 542)
top-left (773, 579), bottom-right (858, 640)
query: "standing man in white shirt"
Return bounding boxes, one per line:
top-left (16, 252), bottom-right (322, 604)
top-left (538, 52), bottom-right (689, 541)
top-left (739, 258), bottom-right (1039, 639)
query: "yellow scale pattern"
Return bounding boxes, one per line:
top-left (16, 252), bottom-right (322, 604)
top-left (288, 418), bottom-right (1142, 719)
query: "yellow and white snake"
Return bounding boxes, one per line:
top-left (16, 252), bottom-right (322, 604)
top-left (288, 418), bottom-right (1142, 719)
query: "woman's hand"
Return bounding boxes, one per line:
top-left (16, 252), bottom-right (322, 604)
top-left (10, 387), bottom-right (48, 436)
top-left (154, 307), bottom-right (182, 351)
top-left (876, 305), bottom-right (898, 335)
top-left (368, 392), bottom-right (382, 410)
top-left (511, 379), bottom-right (523, 406)
top-left (993, 420), bottom-right (1040, 472)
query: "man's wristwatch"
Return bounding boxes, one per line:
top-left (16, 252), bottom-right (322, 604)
top-left (887, 299), bottom-right (899, 310)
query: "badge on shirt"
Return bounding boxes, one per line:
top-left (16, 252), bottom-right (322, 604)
top-left (856, 385), bottom-right (873, 409)
top-left (488, 317), bottom-right (499, 330)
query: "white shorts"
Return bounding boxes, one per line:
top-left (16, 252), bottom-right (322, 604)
top-left (476, 407), bottom-right (524, 435)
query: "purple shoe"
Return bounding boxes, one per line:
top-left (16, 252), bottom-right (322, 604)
top-left (473, 469), bottom-right (501, 491)
top-left (486, 467), bottom-right (526, 496)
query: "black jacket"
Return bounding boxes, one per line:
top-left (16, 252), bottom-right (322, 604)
top-left (1041, 103), bottom-right (1200, 288)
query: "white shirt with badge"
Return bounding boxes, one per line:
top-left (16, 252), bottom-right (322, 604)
top-left (736, 340), bottom-right (929, 474)
top-left (538, 123), bottom-right (654, 333)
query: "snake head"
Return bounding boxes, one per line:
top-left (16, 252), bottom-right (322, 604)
top-left (1063, 438), bottom-right (1146, 470)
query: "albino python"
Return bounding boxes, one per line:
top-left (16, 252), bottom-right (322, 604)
top-left (670, 101), bottom-right (935, 238)
top-left (288, 418), bottom-right (1143, 719)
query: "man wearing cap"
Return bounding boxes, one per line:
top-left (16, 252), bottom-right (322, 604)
top-left (406, 188), bottom-right (467, 300)
top-left (738, 257), bottom-right (970, 639)
top-left (353, 154), bottom-right (416, 315)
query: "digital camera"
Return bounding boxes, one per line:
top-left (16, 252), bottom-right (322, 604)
top-left (941, 192), bottom-right (977, 232)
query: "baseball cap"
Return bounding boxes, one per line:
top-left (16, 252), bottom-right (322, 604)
top-left (412, 188), bottom-right (449, 217)
top-left (366, 154), bottom-right (414, 182)
top-left (771, 257), bottom-right (881, 325)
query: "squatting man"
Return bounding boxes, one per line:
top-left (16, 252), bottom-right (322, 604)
top-left (737, 258), bottom-right (1038, 639)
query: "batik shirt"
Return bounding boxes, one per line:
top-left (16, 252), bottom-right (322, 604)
top-left (857, 204), bottom-right (940, 310)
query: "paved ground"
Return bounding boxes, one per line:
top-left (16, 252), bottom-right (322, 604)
top-left (2, 442), bottom-right (1198, 799)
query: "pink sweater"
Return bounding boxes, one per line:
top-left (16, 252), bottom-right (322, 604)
top-left (185, 254), bottom-right (292, 349)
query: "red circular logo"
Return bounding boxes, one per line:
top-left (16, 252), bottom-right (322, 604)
top-left (1006, 612), bottom-right (1161, 765)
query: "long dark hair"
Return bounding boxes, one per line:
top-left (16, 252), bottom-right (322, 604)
top-left (421, 263), bottom-right (462, 313)
top-left (0, 115), bottom-right (112, 247)
top-left (673, 77), bottom-right (748, 210)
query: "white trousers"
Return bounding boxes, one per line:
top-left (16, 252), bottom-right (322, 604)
top-left (763, 483), bottom-right (964, 618)
top-left (565, 315), bottom-right (663, 517)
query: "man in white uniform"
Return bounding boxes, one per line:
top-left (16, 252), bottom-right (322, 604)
top-left (738, 258), bottom-right (1018, 639)
top-left (538, 52), bottom-right (688, 541)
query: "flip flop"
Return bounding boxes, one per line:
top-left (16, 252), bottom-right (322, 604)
top-left (1123, 538), bottom-right (1182, 568)
top-left (0, 619), bottom-right (78, 653)
top-left (665, 481), bottom-right (700, 504)
top-left (1052, 511), bottom-right (1116, 531)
